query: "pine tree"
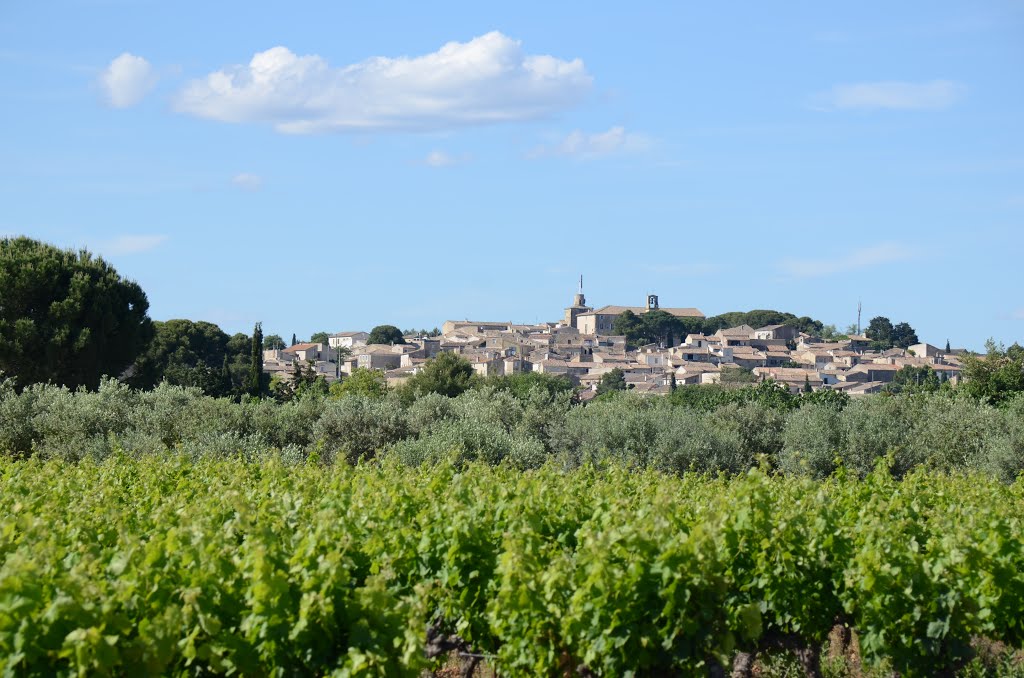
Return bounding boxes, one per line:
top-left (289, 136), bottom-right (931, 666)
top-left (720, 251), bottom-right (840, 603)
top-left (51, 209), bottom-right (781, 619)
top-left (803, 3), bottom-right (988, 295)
top-left (247, 322), bottom-right (265, 397)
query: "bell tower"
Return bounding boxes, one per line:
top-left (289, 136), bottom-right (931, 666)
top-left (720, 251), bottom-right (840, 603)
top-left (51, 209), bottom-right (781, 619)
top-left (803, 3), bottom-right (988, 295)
top-left (564, 275), bottom-right (592, 328)
top-left (646, 294), bottom-right (659, 311)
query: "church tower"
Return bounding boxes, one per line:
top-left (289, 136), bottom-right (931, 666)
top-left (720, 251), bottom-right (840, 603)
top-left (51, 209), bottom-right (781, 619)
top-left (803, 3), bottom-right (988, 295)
top-left (563, 275), bottom-right (592, 328)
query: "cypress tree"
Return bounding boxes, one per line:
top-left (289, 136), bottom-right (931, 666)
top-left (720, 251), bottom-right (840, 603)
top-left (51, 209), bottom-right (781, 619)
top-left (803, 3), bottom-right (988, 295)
top-left (291, 333), bottom-right (297, 347)
top-left (945, 339), bottom-right (951, 353)
top-left (803, 375), bottom-right (813, 393)
top-left (247, 322), bottom-right (265, 397)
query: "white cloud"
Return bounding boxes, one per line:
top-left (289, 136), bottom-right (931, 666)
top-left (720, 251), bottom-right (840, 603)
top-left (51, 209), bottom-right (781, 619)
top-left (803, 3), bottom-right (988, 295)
top-left (423, 150), bottom-right (470, 167)
top-left (100, 53), bottom-right (157, 108)
top-left (173, 32), bottom-right (592, 134)
top-left (99, 234), bottom-right (168, 256)
top-left (779, 242), bottom-right (916, 277)
top-left (232, 173), bottom-right (264, 191)
top-left (814, 80), bottom-right (962, 111)
top-left (530, 126), bottom-right (651, 159)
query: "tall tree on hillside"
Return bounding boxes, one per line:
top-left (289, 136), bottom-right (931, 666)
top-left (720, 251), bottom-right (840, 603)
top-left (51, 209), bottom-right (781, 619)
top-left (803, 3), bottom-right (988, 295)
top-left (291, 333), bottom-right (297, 347)
top-left (0, 237), bottom-right (153, 390)
top-left (367, 325), bottom-right (406, 345)
top-left (866, 316), bottom-right (895, 349)
top-left (891, 322), bottom-right (919, 349)
top-left (945, 339), bottom-right (951, 353)
top-left (246, 322), bottom-right (267, 397)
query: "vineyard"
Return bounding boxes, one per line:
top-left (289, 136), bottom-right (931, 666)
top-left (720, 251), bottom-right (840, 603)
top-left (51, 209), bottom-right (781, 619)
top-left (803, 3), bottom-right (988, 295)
top-left (2, 455), bottom-right (1024, 676)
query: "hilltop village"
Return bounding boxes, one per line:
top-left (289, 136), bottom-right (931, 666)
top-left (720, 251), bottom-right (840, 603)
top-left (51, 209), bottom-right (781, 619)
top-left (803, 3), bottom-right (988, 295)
top-left (262, 289), bottom-right (963, 398)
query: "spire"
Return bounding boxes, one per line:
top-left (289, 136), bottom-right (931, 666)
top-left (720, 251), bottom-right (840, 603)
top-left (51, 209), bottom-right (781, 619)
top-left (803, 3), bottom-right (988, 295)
top-left (579, 274), bottom-right (584, 295)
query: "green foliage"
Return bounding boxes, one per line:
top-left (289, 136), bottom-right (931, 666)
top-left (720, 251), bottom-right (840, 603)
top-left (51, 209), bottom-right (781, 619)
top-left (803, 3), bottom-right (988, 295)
top-left (703, 309), bottom-right (824, 336)
top-left (3, 456), bottom-right (1023, 676)
top-left (244, 322), bottom-right (268, 398)
top-left (865, 316), bottom-right (919, 350)
top-left (262, 334), bottom-right (285, 350)
top-left (611, 310), bottom-right (701, 348)
top-left (129, 319), bottom-right (246, 396)
top-left (309, 331), bottom-right (330, 344)
top-left (720, 366), bottom-right (758, 384)
top-left (484, 371), bottom-right (574, 401)
top-left (0, 236), bottom-right (154, 390)
top-left (330, 368), bottom-right (388, 400)
top-left (885, 364), bottom-right (941, 394)
top-left (595, 367), bottom-right (627, 395)
top-left (367, 325), bottom-right (405, 345)
top-left (960, 340), bottom-right (1024, 405)
top-left (404, 352), bottom-right (477, 398)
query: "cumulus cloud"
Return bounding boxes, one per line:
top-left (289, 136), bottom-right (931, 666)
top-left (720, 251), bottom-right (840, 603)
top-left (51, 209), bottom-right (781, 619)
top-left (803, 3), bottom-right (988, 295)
top-left (99, 234), bottom-right (168, 256)
top-left (232, 173), bottom-right (264, 191)
top-left (814, 80), bottom-right (962, 111)
top-left (530, 126), bottom-right (651, 159)
top-left (173, 32), bottom-right (592, 134)
top-left (779, 242), bottom-right (917, 277)
top-left (100, 53), bottom-right (157, 108)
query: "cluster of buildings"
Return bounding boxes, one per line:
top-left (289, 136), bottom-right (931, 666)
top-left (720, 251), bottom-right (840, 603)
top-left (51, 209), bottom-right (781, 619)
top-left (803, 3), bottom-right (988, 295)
top-left (262, 288), bottom-right (963, 398)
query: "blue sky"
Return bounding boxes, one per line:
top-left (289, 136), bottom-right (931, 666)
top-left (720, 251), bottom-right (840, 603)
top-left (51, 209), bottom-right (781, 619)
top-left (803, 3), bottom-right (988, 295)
top-left (2, 1), bottom-right (1022, 349)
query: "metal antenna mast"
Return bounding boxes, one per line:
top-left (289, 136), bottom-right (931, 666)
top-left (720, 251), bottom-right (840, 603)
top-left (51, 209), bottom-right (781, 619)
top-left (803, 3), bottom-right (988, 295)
top-left (857, 300), bottom-right (862, 336)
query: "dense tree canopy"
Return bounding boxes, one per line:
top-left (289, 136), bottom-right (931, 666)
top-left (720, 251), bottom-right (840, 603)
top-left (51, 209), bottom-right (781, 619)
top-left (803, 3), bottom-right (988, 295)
top-left (0, 237), bottom-right (153, 390)
top-left (128, 319), bottom-right (249, 396)
top-left (612, 308), bottom-right (826, 348)
top-left (959, 341), bottom-right (1024, 405)
top-left (263, 334), bottom-right (285, 350)
top-left (309, 331), bottom-right (330, 345)
top-left (404, 352), bottom-right (476, 398)
top-left (367, 325), bottom-right (406, 345)
top-left (596, 368), bottom-right (628, 395)
top-left (866, 316), bottom-right (919, 350)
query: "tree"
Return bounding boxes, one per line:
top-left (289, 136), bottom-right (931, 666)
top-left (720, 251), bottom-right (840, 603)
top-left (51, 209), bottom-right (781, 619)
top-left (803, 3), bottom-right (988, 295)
top-left (129, 319), bottom-right (240, 395)
top-left (487, 371), bottom-right (574, 401)
top-left (329, 367), bottom-right (388, 399)
top-left (309, 331), bottom-right (330, 345)
top-left (885, 365), bottom-right (940, 394)
top-left (0, 237), bottom-right (154, 390)
top-left (803, 376), bottom-right (813, 393)
top-left (891, 322), bottom-right (919, 349)
top-left (263, 334), bottom-right (286, 350)
top-left (612, 310), bottom-right (643, 343)
top-left (405, 351), bottom-right (476, 397)
top-left (720, 366), bottom-right (758, 385)
top-left (945, 339), bottom-right (951, 354)
top-left (866, 316), bottom-right (895, 349)
top-left (367, 325), bottom-right (406, 345)
top-left (596, 368), bottom-right (628, 395)
top-left (245, 322), bottom-right (268, 397)
top-left (291, 359), bottom-right (328, 400)
top-left (959, 340), bottom-right (1024, 405)
top-left (291, 333), bottom-right (297, 347)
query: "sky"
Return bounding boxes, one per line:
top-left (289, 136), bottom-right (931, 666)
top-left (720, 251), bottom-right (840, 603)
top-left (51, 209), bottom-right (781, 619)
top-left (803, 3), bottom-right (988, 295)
top-left (1, 1), bottom-right (1022, 350)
